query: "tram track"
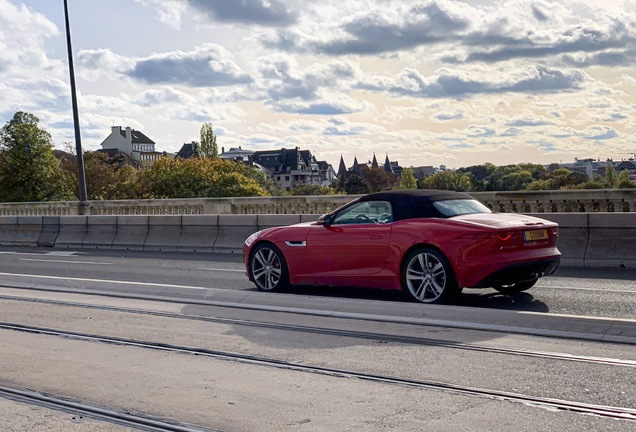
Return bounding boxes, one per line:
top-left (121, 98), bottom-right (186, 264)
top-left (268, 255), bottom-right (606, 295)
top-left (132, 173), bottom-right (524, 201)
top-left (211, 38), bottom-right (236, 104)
top-left (0, 384), bottom-right (218, 432)
top-left (1, 294), bottom-right (634, 368)
top-left (1, 321), bottom-right (634, 422)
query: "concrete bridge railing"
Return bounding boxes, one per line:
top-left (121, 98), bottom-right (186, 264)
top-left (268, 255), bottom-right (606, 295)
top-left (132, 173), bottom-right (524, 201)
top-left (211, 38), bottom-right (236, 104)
top-left (0, 212), bottom-right (633, 269)
top-left (0, 189), bottom-right (633, 216)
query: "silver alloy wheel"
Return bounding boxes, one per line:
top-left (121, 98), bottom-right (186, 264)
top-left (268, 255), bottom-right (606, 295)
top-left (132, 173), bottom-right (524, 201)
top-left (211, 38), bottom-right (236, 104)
top-left (406, 252), bottom-right (447, 302)
top-left (251, 246), bottom-right (283, 291)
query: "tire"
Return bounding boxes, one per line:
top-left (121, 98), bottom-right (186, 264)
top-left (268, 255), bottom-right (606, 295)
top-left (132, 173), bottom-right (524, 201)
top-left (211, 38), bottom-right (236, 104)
top-left (493, 278), bottom-right (538, 294)
top-left (402, 247), bottom-right (460, 304)
top-left (249, 243), bottom-right (288, 292)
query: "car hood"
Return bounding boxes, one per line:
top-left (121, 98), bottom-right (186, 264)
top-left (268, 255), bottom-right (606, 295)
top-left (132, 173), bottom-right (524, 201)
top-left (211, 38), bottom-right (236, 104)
top-left (257, 221), bottom-right (316, 237)
top-left (451, 213), bottom-right (557, 229)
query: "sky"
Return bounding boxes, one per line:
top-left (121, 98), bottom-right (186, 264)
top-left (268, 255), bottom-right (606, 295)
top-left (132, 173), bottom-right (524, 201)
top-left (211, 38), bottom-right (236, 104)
top-left (0, 0), bottom-right (634, 170)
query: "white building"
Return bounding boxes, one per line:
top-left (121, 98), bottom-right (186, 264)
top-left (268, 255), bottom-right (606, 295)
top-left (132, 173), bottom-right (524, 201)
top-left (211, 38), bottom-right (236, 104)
top-left (252, 147), bottom-right (335, 191)
top-left (221, 146), bottom-right (254, 162)
top-left (99, 126), bottom-right (163, 169)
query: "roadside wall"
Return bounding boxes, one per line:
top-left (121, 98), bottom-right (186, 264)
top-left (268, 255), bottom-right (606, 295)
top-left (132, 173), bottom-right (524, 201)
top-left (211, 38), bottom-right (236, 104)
top-left (0, 189), bottom-right (633, 216)
top-left (0, 213), bottom-right (633, 268)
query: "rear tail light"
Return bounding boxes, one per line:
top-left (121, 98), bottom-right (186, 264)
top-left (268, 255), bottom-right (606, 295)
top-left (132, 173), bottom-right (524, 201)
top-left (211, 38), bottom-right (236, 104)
top-left (494, 231), bottom-right (515, 241)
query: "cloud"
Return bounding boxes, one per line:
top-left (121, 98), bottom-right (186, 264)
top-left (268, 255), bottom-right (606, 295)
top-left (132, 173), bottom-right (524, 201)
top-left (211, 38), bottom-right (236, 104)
top-left (262, 0), bottom-right (635, 79)
top-left (77, 49), bottom-right (136, 81)
top-left (561, 50), bottom-right (635, 67)
top-left (321, 118), bottom-right (377, 136)
top-left (0, 0), bottom-right (58, 70)
top-left (432, 110), bottom-right (464, 121)
top-left (501, 67), bottom-right (588, 93)
top-left (254, 56), bottom-right (358, 101)
top-left (126, 44), bottom-right (252, 87)
top-left (358, 66), bottom-right (587, 98)
top-left (466, 125), bottom-right (496, 137)
top-left (250, 54), bottom-right (364, 114)
top-left (271, 97), bottom-right (364, 115)
top-left (507, 118), bottom-right (554, 127)
top-left (530, 4), bottom-right (549, 22)
top-left (463, 17), bottom-right (635, 63)
top-left (134, 0), bottom-right (187, 29)
top-left (185, 0), bottom-right (298, 26)
top-left (134, 88), bottom-right (193, 107)
top-left (583, 126), bottom-right (619, 140)
top-left (530, 140), bottom-right (559, 152)
top-left (501, 127), bottom-right (522, 136)
top-left (315, 2), bottom-right (470, 55)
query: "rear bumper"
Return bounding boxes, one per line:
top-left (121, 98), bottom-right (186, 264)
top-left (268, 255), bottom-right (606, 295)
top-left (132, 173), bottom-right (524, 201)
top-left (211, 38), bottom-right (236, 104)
top-left (469, 258), bottom-right (560, 288)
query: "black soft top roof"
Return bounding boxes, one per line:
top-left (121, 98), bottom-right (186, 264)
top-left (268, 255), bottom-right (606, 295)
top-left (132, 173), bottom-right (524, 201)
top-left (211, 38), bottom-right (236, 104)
top-left (359, 189), bottom-right (472, 203)
top-left (357, 189), bottom-right (475, 220)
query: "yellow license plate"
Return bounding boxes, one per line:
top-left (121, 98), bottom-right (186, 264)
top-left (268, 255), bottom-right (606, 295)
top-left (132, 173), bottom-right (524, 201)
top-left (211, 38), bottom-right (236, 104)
top-left (523, 229), bottom-right (548, 241)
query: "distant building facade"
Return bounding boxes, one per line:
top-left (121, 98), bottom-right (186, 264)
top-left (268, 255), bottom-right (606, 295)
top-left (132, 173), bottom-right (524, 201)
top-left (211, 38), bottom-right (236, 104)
top-left (176, 141), bottom-right (199, 159)
top-left (411, 166), bottom-right (436, 179)
top-left (552, 157), bottom-right (636, 181)
top-left (251, 147), bottom-right (335, 191)
top-left (221, 146), bottom-right (254, 163)
top-left (99, 126), bottom-right (163, 169)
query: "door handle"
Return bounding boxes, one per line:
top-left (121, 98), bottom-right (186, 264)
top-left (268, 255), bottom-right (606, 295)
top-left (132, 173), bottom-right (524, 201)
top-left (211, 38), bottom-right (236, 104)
top-left (370, 235), bottom-right (383, 239)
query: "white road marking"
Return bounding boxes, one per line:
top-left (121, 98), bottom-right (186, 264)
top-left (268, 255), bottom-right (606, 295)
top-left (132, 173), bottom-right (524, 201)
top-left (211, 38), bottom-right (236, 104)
top-left (0, 271), bottom-right (634, 325)
top-left (0, 251), bottom-right (82, 256)
top-left (533, 285), bottom-right (636, 294)
top-left (0, 272), bottom-right (208, 291)
top-left (20, 259), bottom-right (111, 265)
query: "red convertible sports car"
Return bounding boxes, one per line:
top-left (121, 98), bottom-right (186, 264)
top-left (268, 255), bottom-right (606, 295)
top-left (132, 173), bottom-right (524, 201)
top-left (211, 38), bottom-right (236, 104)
top-left (243, 190), bottom-right (560, 303)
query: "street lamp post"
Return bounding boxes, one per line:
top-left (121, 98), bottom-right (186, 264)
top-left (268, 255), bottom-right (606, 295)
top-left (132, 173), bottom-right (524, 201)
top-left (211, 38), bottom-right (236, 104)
top-left (63, 0), bottom-right (88, 208)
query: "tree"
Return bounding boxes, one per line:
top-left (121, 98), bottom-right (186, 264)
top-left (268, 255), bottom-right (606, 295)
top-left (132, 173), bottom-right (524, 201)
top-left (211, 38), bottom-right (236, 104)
top-left (500, 170), bottom-right (534, 191)
top-left (343, 172), bottom-right (370, 194)
top-left (397, 167), bottom-right (417, 189)
top-left (602, 162), bottom-right (618, 188)
top-left (83, 151), bottom-right (141, 200)
top-left (617, 170), bottom-right (636, 188)
top-left (140, 157), bottom-right (268, 198)
top-left (423, 170), bottom-right (473, 191)
top-left (199, 122), bottom-right (218, 159)
top-left (289, 184), bottom-right (337, 195)
top-left (362, 167), bottom-right (396, 192)
top-left (458, 163), bottom-right (496, 191)
top-left (0, 111), bottom-right (74, 202)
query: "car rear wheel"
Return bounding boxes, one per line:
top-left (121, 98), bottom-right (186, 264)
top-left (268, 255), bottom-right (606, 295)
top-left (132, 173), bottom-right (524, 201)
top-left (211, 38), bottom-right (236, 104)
top-left (402, 248), bottom-right (460, 304)
top-left (250, 243), bottom-right (288, 292)
top-left (493, 278), bottom-right (538, 294)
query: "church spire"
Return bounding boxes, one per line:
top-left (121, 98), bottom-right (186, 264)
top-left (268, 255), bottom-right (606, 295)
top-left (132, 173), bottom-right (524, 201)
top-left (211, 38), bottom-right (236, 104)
top-left (371, 153), bottom-right (379, 169)
top-left (384, 154), bottom-right (394, 174)
top-left (337, 154), bottom-right (347, 177)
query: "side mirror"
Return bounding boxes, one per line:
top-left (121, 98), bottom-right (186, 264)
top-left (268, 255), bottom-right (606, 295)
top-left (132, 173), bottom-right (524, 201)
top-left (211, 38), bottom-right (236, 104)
top-left (319, 214), bottom-right (334, 226)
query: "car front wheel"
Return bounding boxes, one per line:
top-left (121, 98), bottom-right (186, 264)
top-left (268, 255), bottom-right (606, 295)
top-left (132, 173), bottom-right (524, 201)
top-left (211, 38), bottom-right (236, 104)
top-left (402, 248), bottom-right (460, 304)
top-left (250, 243), bottom-right (288, 292)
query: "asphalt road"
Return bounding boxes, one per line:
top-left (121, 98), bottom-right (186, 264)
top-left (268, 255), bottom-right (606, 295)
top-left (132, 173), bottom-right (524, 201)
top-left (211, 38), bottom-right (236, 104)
top-left (0, 246), bottom-right (635, 431)
top-left (0, 246), bottom-right (633, 319)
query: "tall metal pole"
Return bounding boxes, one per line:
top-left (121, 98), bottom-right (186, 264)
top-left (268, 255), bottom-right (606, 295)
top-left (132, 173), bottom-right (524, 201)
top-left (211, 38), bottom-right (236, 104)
top-left (63, 0), bottom-right (88, 205)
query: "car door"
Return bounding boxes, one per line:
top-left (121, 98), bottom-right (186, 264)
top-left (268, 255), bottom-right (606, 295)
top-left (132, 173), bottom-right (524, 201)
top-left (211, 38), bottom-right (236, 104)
top-left (306, 200), bottom-right (393, 279)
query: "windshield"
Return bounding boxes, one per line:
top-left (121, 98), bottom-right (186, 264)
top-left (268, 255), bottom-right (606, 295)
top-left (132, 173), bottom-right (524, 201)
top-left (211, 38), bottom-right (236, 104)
top-left (433, 199), bottom-right (491, 217)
